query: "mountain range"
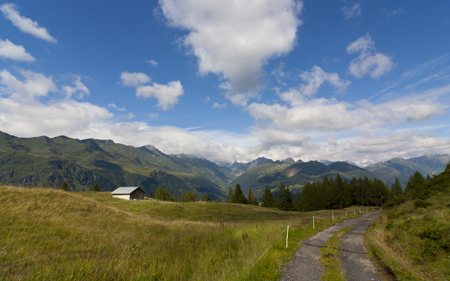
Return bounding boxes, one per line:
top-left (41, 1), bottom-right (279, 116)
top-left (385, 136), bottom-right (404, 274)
top-left (1, 130), bottom-right (449, 200)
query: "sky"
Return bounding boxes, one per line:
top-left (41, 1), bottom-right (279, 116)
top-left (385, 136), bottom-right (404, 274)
top-left (1, 0), bottom-right (450, 166)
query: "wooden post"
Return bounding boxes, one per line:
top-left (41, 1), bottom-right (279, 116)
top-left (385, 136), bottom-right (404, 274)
top-left (345, 210), bottom-right (347, 217)
top-left (313, 216), bottom-right (315, 229)
top-left (286, 225), bottom-right (289, 249)
top-left (332, 211), bottom-right (334, 221)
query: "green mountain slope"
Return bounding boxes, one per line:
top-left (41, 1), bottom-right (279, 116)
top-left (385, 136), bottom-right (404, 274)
top-left (0, 131), bottom-right (229, 199)
top-left (366, 154), bottom-right (450, 187)
top-left (230, 160), bottom-right (375, 198)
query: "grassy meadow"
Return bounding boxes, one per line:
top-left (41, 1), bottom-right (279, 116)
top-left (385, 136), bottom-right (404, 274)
top-left (0, 185), bottom-right (365, 280)
top-left (365, 194), bottom-right (450, 280)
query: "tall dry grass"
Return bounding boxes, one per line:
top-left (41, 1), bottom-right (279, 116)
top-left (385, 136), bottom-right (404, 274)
top-left (1, 185), bottom-right (365, 280)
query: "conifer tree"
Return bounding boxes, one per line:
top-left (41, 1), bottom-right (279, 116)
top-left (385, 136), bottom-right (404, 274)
top-left (276, 182), bottom-right (293, 211)
top-left (191, 190), bottom-right (198, 201)
top-left (154, 185), bottom-right (164, 200)
top-left (202, 193), bottom-right (211, 202)
top-left (261, 186), bottom-right (276, 207)
top-left (226, 186), bottom-right (234, 203)
top-left (59, 181), bottom-right (69, 191)
top-left (215, 197), bottom-right (223, 203)
top-left (293, 192), bottom-right (301, 211)
top-left (163, 187), bottom-right (170, 201)
top-left (390, 177), bottom-right (403, 197)
top-left (180, 192), bottom-right (187, 202)
top-left (247, 188), bottom-right (258, 205)
top-left (171, 192), bottom-right (178, 202)
top-left (90, 181), bottom-right (100, 191)
top-left (232, 184), bottom-right (247, 204)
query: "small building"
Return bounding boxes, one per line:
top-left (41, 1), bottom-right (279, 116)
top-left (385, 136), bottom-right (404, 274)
top-left (111, 186), bottom-right (145, 200)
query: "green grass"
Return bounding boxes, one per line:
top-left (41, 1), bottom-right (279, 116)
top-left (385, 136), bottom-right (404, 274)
top-left (320, 227), bottom-right (352, 281)
top-left (1, 186), bottom-right (364, 280)
top-left (365, 194), bottom-right (450, 280)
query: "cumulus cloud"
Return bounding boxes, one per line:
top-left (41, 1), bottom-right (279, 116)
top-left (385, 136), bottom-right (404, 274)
top-left (347, 33), bottom-right (393, 79)
top-left (136, 81), bottom-right (184, 110)
top-left (0, 69), bottom-right (57, 101)
top-left (120, 71), bottom-right (184, 110)
top-left (159, 0), bottom-right (303, 105)
top-left (0, 39), bottom-right (35, 61)
top-left (280, 66), bottom-right (350, 105)
top-left (212, 102), bottom-right (227, 109)
top-left (120, 71), bottom-right (151, 87)
top-left (0, 3), bottom-right (57, 43)
top-left (147, 59), bottom-right (158, 67)
top-left (109, 103), bottom-right (126, 111)
top-left (62, 76), bottom-right (90, 99)
top-left (147, 113), bottom-right (158, 118)
top-left (342, 4), bottom-right (362, 19)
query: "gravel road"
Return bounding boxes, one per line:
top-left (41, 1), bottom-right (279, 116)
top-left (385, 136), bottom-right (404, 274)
top-left (279, 211), bottom-right (381, 281)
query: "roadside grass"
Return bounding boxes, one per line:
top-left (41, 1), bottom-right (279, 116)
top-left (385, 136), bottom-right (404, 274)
top-left (365, 194), bottom-right (450, 280)
top-left (1, 186), bottom-right (366, 280)
top-left (320, 227), bottom-right (352, 281)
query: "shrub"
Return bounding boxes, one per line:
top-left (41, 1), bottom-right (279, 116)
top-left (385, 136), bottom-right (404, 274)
top-left (414, 199), bottom-right (432, 209)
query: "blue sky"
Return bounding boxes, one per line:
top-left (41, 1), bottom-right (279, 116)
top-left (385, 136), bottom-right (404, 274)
top-left (1, 0), bottom-right (450, 166)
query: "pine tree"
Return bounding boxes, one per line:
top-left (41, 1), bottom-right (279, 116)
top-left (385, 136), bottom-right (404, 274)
top-left (215, 197), bottom-right (223, 203)
top-left (293, 192), bottom-right (301, 211)
top-left (390, 177), bottom-right (403, 197)
top-left (90, 181), bottom-right (100, 191)
top-left (226, 186), bottom-right (234, 203)
top-left (232, 184), bottom-right (247, 204)
top-left (202, 193), bottom-right (211, 202)
top-left (171, 192), bottom-right (178, 202)
top-left (261, 186), bottom-right (276, 207)
top-left (59, 181), bottom-right (69, 191)
top-left (163, 187), bottom-right (170, 201)
top-left (247, 188), bottom-right (258, 205)
top-left (154, 185), bottom-right (163, 200)
top-left (180, 192), bottom-right (187, 202)
top-left (191, 190), bottom-right (198, 202)
top-left (276, 182), bottom-right (293, 211)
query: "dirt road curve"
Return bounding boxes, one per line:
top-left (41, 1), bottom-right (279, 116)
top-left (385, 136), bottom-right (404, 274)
top-left (280, 211), bottom-right (381, 281)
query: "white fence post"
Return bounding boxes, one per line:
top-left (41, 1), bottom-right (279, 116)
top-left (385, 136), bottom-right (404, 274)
top-left (354, 210), bottom-right (356, 216)
top-left (286, 225), bottom-right (289, 249)
top-left (359, 208), bottom-right (361, 214)
top-left (345, 210), bottom-right (347, 217)
top-left (313, 216), bottom-right (315, 229)
top-left (332, 211), bottom-right (334, 221)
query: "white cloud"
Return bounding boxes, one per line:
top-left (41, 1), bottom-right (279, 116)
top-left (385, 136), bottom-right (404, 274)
top-left (0, 69), bottom-right (57, 101)
top-left (147, 59), bottom-right (158, 67)
top-left (386, 8), bottom-right (403, 18)
top-left (136, 81), bottom-right (184, 110)
top-left (120, 72), bottom-right (151, 87)
top-left (0, 39), bottom-right (35, 62)
top-left (159, 0), bottom-right (303, 105)
top-left (147, 113), bottom-right (158, 118)
top-left (347, 33), bottom-right (393, 79)
top-left (280, 66), bottom-right (350, 105)
top-left (248, 84), bottom-right (448, 133)
top-left (120, 71), bottom-right (184, 110)
top-left (342, 4), bottom-right (362, 19)
top-left (109, 103), bottom-right (126, 111)
top-left (0, 98), bottom-right (113, 138)
top-left (62, 76), bottom-right (90, 99)
top-left (0, 3), bottom-right (57, 43)
top-left (212, 102), bottom-right (227, 109)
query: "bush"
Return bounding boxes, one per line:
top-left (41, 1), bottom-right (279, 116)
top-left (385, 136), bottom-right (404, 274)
top-left (414, 199), bottom-right (432, 209)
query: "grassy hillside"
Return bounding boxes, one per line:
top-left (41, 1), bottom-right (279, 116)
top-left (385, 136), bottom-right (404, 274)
top-left (1, 185), bottom-right (360, 280)
top-left (0, 131), bottom-right (230, 199)
top-left (365, 163), bottom-right (450, 280)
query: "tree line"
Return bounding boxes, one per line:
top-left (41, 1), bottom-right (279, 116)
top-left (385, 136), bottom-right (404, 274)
top-left (226, 173), bottom-right (413, 212)
top-left (150, 185), bottom-right (215, 203)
